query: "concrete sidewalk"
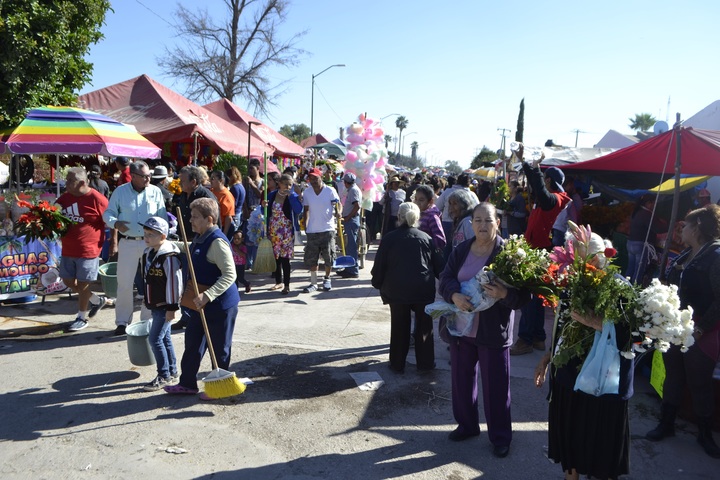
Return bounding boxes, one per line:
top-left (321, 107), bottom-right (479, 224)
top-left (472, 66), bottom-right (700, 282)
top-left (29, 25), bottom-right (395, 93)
top-left (1, 242), bottom-right (717, 479)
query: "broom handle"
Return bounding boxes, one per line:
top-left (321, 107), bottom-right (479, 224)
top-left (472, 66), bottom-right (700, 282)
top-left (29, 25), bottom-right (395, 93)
top-left (263, 152), bottom-right (268, 238)
top-left (176, 207), bottom-right (220, 370)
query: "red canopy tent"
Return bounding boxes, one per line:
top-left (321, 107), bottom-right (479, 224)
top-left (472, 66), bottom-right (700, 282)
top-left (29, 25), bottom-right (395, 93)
top-left (560, 127), bottom-right (720, 188)
top-left (204, 99), bottom-right (304, 157)
top-left (77, 75), bottom-right (270, 159)
top-left (300, 134), bottom-right (330, 149)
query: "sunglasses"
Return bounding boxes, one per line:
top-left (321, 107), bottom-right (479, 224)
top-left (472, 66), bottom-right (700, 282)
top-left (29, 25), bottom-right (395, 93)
top-left (133, 172), bottom-right (151, 179)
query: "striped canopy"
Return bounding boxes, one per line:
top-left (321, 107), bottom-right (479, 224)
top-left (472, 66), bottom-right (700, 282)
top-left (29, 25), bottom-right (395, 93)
top-left (4, 106), bottom-right (161, 158)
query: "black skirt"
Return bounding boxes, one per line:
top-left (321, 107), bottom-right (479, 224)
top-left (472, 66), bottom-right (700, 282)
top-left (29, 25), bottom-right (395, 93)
top-left (548, 381), bottom-right (630, 479)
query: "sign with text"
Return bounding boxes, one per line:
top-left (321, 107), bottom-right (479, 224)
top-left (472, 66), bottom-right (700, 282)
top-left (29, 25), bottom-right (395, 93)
top-left (0, 236), bottom-right (60, 301)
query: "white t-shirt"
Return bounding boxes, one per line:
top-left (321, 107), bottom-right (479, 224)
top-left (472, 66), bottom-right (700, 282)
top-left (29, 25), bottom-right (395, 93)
top-left (303, 185), bottom-right (340, 233)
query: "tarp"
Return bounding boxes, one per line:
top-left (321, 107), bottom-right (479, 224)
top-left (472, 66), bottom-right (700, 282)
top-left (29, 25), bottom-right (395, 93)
top-left (559, 127), bottom-right (720, 188)
top-left (77, 74), bottom-right (270, 157)
top-left (204, 99), bottom-right (304, 157)
top-left (300, 134), bottom-right (330, 148)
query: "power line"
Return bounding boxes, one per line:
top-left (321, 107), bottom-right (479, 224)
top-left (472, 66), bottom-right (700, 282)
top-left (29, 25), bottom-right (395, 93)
top-left (134, 0), bottom-right (174, 27)
top-left (313, 83), bottom-right (345, 126)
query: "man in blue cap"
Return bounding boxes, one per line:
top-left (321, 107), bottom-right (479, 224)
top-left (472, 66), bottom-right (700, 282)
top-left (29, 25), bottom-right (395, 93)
top-left (511, 154), bottom-right (571, 355)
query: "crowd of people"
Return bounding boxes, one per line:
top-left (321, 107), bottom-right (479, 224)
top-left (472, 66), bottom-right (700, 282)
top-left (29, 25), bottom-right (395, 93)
top-left (32, 152), bottom-right (720, 473)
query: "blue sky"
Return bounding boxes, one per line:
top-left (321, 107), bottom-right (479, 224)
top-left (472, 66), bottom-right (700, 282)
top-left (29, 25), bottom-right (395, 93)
top-left (81, 0), bottom-right (720, 168)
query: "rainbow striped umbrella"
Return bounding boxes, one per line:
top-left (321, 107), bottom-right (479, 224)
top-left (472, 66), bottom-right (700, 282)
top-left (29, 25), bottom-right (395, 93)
top-left (5, 106), bottom-right (160, 158)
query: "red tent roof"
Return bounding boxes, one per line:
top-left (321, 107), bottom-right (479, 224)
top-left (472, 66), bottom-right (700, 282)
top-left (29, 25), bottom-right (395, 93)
top-left (300, 134), bottom-right (330, 148)
top-left (204, 99), bottom-right (304, 157)
top-left (77, 75), bottom-right (270, 157)
top-left (562, 127), bottom-right (720, 177)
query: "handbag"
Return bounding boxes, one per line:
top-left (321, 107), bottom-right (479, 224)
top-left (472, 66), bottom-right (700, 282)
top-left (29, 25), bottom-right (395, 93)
top-left (180, 279), bottom-right (211, 312)
top-left (573, 321), bottom-right (621, 396)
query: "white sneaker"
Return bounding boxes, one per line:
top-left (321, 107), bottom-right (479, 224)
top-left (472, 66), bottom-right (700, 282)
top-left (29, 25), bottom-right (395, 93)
top-left (302, 284), bottom-right (318, 293)
top-left (322, 277), bottom-right (332, 291)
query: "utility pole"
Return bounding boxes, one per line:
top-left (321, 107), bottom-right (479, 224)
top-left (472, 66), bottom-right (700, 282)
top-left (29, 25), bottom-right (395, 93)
top-left (571, 129), bottom-right (586, 147)
top-left (497, 128), bottom-right (511, 158)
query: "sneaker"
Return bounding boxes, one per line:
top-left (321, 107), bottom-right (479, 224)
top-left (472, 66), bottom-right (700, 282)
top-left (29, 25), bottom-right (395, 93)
top-left (143, 376), bottom-right (172, 392)
top-left (245, 284), bottom-right (252, 294)
top-left (302, 284), bottom-right (318, 293)
top-left (88, 296), bottom-right (107, 318)
top-left (510, 338), bottom-right (533, 356)
top-left (532, 339), bottom-right (546, 351)
top-left (170, 372), bottom-right (179, 382)
top-left (322, 277), bottom-right (332, 291)
top-left (66, 317), bottom-right (88, 332)
top-left (113, 325), bottom-right (126, 336)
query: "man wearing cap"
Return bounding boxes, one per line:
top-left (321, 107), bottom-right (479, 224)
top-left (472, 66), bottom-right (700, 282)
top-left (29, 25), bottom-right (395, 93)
top-left (114, 156), bottom-right (132, 186)
top-left (87, 164), bottom-right (109, 198)
top-left (103, 161), bottom-right (167, 335)
top-left (150, 165), bottom-right (173, 210)
top-left (302, 168), bottom-right (340, 292)
top-left (339, 172), bottom-right (361, 278)
top-left (510, 155), bottom-right (571, 355)
top-left (380, 175), bottom-right (407, 236)
top-left (56, 167), bottom-right (109, 332)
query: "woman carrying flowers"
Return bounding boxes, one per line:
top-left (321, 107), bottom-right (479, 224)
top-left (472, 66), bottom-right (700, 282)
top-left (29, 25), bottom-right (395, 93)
top-left (439, 202), bottom-right (530, 458)
top-left (645, 204), bottom-right (720, 458)
top-left (534, 226), bottom-right (636, 480)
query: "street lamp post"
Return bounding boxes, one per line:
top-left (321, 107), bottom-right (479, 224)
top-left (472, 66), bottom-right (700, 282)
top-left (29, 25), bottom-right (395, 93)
top-left (247, 121), bottom-right (261, 160)
top-left (400, 131), bottom-right (417, 160)
top-left (379, 113), bottom-right (401, 122)
top-left (311, 64), bottom-right (345, 135)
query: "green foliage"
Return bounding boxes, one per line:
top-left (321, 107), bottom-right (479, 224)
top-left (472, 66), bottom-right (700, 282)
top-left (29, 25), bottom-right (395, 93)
top-left (444, 160), bottom-right (462, 175)
top-left (515, 98), bottom-right (524, 142)
top-left (0, 0), bottom-right (111, 128)
top-left (489, 179), bottom-right (510, 210)
top-left (470, 146), bottom-right (499, 169)
top-left (279, 123), bottom-right (310, 144)
top-left (628, 112), bottom-right (657, 132)
top-left (213, 152), bottom-right (248, 177)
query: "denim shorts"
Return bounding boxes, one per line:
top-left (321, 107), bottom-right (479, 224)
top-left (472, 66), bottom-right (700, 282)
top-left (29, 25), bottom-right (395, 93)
top-left (59, 256), bottom-right (100, 283)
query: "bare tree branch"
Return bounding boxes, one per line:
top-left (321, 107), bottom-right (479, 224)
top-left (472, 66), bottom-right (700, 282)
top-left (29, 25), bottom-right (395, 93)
top-left (157, 0), bottom-right (307, 116)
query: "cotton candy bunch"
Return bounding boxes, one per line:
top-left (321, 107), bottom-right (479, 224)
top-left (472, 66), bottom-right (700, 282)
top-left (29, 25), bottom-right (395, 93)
top-left (342, 113), bottom-right (389, 209)
top-left (632, 278), bottom-right (695, 355)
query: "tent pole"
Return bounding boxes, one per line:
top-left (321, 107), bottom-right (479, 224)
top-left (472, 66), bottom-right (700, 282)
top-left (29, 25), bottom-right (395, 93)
top-left (659, 113), bottom-right (682, 281)
top-left (56, 154), bottom-right (60, 197)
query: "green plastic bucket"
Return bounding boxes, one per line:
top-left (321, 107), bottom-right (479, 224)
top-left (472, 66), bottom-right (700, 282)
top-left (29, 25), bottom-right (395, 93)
top-left (98, 262), bottom-right (117, 298)
top-left (126, 321), bottom-right (155, 367)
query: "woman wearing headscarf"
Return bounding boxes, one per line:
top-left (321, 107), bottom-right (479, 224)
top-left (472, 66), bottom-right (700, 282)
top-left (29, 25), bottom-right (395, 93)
top-left (371, 202), bottom-right (444, 373)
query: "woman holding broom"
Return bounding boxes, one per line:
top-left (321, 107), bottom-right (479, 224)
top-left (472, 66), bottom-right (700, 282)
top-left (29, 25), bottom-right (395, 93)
top-left (164, 197), bottom-right (240, 400)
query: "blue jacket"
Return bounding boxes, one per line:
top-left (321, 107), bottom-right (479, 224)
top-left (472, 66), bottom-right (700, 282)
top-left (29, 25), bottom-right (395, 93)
top-left (191, 227), bottom-right (239, 313)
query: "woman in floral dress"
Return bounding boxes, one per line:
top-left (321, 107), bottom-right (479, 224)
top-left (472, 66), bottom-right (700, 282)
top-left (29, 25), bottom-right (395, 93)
top-left (266, 174), bottom-right (303, 294)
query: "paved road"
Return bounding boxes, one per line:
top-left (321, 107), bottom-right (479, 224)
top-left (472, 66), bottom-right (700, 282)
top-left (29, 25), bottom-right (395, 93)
top-left (1, 242), bottom-right (717, 479)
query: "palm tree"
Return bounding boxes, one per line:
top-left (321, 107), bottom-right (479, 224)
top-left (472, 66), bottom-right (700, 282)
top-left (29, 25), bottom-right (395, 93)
top-left (629, 113), bottom-right (657, 133)
top-left (395, 115), bottom-right (408, 155)
top-left (383, 134), bottom-right (392, 149)
top-left (410, 141), bottom-right (419, 160)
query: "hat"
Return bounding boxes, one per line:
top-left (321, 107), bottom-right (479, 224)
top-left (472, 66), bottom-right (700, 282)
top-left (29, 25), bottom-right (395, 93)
top-left (115, 156), bottom-right (130, 166)
top-left (139, 216), bottom-right (169, 236)
top-left (89, 165), bottom-right (102, 174)
top-left (698, 188), bottom-right (711, 198)
top-left (308, 168), bottom-right (323, 177)
top-left (151, 165), bottom-right (169, 180)
top-left (388, 175), bottom-right (403, 184)
top-left (544, 167), bottom-right (565, 193)
top-left (343, 172), bottom-right (356, 184)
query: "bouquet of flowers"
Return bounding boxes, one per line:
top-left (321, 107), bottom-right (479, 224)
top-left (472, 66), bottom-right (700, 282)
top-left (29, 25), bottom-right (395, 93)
top-left (13, 198), bottom-right (74, 243)
top-left (550, 222), bottom-right (635, 367)
top-left (167, 177), bottom-right (182, 195)
top-left (489, 179), bottom-right (510, 211)
top-left (631, 278), bottom-right (694, 354)
top-left (485, 234), bottom-right (559, 306)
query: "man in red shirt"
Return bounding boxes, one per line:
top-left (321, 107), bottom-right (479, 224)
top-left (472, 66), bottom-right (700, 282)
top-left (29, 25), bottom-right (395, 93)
top-left (115, 156), bottom-right (132, 186)
top-left (56, 167), bottom-right (110, 332)
top-left (510, 158), bottom-right (571, 355)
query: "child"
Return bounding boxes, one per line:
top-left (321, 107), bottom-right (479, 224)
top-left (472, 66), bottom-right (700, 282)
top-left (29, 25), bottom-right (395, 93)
top-left (139, 216), bottom-right (183, 391)
top-left (231, 230), bottom-right (252, 293)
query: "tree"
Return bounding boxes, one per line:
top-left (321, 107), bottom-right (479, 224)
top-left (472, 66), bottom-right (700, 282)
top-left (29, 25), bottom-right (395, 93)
top-left (629, 113), bottom-right (657, 133)
top-left (444, 160), bottom-right (462, 175)
top-left (410, 141), bottom-right (419, 160)
top-left (470, 146), bottom-right (499, 170)
top-left (383, 134), bottom-right (392, 149)
top-left (0, 0), bottom-right (111, 128)
top-left (515, 98), bottom-right (525, 142)
top-left (395, 115), bottom-right (408, 154)
top-left (158, 0), bottom-right (307, 117)
top-left (279, 123), bottom-right (310, 144)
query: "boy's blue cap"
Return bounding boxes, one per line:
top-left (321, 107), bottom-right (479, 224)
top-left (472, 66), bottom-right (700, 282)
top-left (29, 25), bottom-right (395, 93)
top-left (139, 216), bottom-right (169, 236)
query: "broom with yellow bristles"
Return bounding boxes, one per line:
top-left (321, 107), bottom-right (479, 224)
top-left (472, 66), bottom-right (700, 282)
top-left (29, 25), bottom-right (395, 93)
top-left (176, 208), bottom-right (246, 399)
top-left (252, 152), bottom-right (277, 273)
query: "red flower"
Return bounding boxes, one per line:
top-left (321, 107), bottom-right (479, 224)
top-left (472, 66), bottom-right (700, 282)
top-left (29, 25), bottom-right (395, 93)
top-left (604, 247), bottom-right (617, 258)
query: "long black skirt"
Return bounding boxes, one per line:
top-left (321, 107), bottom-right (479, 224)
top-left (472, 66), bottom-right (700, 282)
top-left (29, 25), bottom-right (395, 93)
top-left (548, 382), bottom-right (630, 479)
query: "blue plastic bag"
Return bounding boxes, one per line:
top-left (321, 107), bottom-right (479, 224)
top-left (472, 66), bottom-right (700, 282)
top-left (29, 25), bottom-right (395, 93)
top-left (573, 321), bottom-right (620, 396)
